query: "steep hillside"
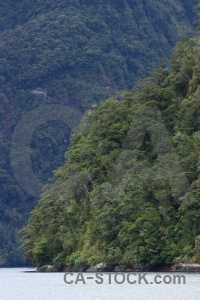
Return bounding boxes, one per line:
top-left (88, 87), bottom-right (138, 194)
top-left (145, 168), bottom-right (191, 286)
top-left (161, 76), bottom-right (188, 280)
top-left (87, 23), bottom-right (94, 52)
top-left (23, 36), bottom-right (200, 269)
top-left (0, 0), bottom-right (197, 265)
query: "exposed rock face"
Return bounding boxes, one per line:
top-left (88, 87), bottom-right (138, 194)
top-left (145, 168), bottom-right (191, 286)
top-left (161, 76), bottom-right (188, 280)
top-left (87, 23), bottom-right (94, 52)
top-left (86, 263), bottom-right (108, 272)
top-left (86, 263), bottom-right (151, 272)
top-left (31, 88), bottom-right (47, 98)
top-left (114, 264), bottom-right (152, 272)
top-left (37, 263), bottom-right (149, 272)
top-left (114, 265), bottom-right (127, 272)
top-left (36, 265), bottom-right (59, 272)
top-left (173, 263), bottom-right (200, 272)
top-left (64, 265), bottom-right (88, 272)
top-left (36, 263), bottom-right (200, 272)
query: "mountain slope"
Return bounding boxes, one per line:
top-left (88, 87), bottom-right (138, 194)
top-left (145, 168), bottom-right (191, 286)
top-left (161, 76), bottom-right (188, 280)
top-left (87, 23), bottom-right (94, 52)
top-left (23, 36), bottom-right (200, 268)
top-left (0, 0), bottom-right (198, 265)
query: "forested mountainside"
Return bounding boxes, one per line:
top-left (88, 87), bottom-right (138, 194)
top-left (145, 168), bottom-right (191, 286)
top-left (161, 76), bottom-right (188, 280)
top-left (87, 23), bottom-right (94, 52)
top-left (23, 36), bottom-right (200, 269)
top-left (0, 0), bottom-right (197, 266)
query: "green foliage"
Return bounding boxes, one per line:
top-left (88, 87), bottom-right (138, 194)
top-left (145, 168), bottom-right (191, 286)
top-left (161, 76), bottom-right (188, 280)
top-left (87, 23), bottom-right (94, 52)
top-left (0, 0), bottom-right (198, 266)
top-left (23, 36), bottom-right (200, 267)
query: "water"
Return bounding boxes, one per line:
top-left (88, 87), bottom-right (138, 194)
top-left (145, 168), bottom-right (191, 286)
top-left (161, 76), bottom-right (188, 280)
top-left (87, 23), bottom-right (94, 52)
top-left (0, 268), bottom-right (200, 300)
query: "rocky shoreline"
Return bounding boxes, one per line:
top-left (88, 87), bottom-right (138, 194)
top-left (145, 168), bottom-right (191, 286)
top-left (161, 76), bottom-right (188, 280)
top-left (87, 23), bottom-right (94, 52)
top-left (36, 263), bottom-right (200, 273)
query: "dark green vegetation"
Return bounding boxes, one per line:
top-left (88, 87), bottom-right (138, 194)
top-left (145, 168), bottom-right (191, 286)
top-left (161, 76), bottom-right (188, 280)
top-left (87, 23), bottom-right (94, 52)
top-left (0, 0), bottom-right (197, 265)
top-left (23, 36), bottom-right (200, 268)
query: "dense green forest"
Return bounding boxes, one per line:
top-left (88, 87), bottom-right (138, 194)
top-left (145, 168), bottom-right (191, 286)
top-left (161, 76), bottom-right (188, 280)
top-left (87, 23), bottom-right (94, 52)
top-left (23, 35), bottom-right (200, 268)
top-left (0, 0), bottom-right (198, 265)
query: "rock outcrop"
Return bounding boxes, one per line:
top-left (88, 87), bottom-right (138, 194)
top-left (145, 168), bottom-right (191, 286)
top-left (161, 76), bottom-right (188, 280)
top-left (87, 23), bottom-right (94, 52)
top-left (172, 263), bottom-right (200, 272)
top-left (36, 265), bottom-right (59, 272)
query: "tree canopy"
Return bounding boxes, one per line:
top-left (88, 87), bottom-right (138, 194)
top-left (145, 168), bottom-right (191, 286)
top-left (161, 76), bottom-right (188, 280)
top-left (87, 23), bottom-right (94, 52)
top-left (0, 0), bottom-right (197, 266)
top-left (23, 36), bottom-right (200, 268)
